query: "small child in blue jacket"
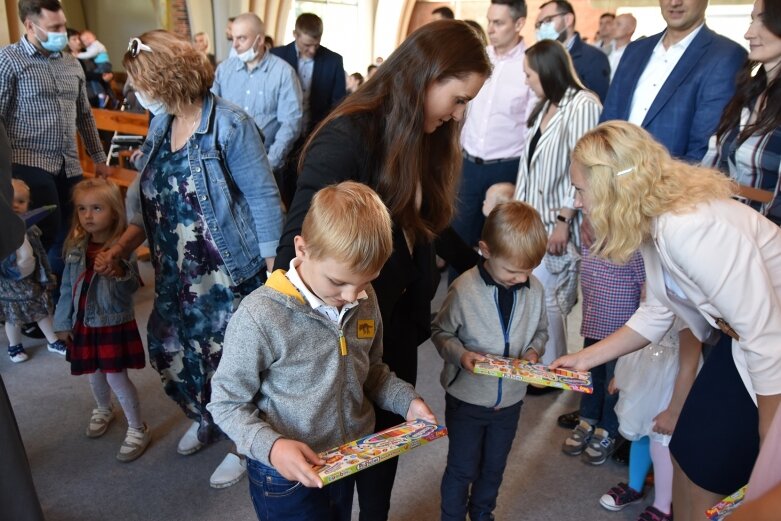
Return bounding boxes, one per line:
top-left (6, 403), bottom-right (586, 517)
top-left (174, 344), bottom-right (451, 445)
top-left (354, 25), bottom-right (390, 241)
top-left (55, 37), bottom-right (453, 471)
top-left (432, 201), bottom-right (549, 521)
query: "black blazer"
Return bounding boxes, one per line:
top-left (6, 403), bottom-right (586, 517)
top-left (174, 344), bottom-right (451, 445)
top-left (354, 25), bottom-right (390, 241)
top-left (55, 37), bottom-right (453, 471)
top-left (569, 32), bottom-right (610, 103)
top-left (275, 115), bottom-right (478, 385)
top-left (271, 42), bottom-right (347, 134)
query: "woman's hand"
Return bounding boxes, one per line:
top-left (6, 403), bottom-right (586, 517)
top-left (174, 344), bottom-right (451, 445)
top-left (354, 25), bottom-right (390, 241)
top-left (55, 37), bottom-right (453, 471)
top-left (547, 222), bottom-right (569, 256)
top-left (94, 245), bottom-right (124, 277)
top-left (550, 351), bottom-right (593, 372)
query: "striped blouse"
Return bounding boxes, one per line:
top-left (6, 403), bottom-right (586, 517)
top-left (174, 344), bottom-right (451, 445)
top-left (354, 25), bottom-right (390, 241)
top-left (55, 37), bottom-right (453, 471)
top-left (514, 87), bottom-right (602, 246)
top-left (704, 107), bottom-right (781, 224)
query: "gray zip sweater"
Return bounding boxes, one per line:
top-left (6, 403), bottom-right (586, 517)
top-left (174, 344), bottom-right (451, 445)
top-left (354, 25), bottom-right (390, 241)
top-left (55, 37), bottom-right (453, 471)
top-left (207, 270), bottom-right (419, 466)
top-left (431, 266), bottom-right (548, 408)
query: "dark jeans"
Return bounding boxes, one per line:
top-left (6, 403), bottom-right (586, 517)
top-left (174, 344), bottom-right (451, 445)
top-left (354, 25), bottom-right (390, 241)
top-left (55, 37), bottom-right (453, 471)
top-left (451, 156), bottom-right (520, 250)
top-left (578, 337), bottom-right (619, 437)
top-left (12, 164), bottom-right (81, 297)
top-left (440, 393), bottom-right (523, 521)
top-left (247, 458), bottom-right (355, 521)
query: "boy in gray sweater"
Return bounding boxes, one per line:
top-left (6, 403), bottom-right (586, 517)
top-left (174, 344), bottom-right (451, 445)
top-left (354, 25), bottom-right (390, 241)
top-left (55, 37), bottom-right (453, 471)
top-left (433, 201), bottom-right (549, 521)
top-left (208, 181), bottom-right (435, 521)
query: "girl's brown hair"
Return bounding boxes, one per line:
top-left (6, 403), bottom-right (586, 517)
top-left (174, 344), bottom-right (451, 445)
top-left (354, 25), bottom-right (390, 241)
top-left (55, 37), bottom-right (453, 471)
top-left (63, 178), bottom-right (127, 253)
top-left (302, 20), bottom-right (492, 244)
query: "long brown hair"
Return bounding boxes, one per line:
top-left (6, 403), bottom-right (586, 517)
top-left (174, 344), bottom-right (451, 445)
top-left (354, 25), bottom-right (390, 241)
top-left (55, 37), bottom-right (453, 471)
top-left (525, 40), bottom-right (584, 126)
top-left (301, 20), bottom-right (491, 244)
top-left (715, 0), bottom-right (781, 145)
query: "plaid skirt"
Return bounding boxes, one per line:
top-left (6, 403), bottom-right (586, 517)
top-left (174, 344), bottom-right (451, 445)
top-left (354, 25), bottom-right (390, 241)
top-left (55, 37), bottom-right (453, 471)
top-left (67, 268), bottom-right (145, 376)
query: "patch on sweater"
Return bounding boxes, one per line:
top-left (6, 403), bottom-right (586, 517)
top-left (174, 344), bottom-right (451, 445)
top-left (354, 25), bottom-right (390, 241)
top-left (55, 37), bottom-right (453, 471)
top-left (357, 320), bottom-right (375, 339)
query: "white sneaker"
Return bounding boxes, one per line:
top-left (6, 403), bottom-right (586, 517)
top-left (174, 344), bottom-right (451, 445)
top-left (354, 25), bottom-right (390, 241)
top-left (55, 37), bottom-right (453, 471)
top-left (177, 421), bottom-right (204, 456)
top-left (116, 423), bottom-right (151, 462)
top-left (209, 453), bottom-right (246, 489)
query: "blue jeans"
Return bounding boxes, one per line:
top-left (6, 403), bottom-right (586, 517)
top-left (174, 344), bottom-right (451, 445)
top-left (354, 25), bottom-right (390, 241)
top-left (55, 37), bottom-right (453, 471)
top-left (440, 394), bottom-right (522, 521)
top-left (578, 338), bottom-right (619, 437)
top-left (451, 157), bottom-right (520, 250)
top-left (247, 459), bottom-right (355, 521)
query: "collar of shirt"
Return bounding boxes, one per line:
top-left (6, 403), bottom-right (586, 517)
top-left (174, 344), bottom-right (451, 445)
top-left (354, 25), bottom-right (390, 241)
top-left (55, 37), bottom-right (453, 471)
top-left (285, 258), bottom-right (366, 323)
top-left (477, 258), bottom-right (529, 291)
top-left (658, 22), bottom-right (704, 54)
top-left (20, 35), bottom-right (60, 58)
top-left (564, 33), bottom-right (576, 52)
top-left (487, 39), bottom-right (526, 62)
top-left (295, 46), bottom-right (314, 65)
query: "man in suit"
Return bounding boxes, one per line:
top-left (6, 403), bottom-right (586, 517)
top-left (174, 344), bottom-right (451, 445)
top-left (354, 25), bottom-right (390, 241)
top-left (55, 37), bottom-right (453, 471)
top-left (534, 0), bottom-right (610, 101)
top-left (271, 13), bottom-right (346, 206)
top-left (600, 0), bottom-right (746, 162)
top-left (271, 12), bottom-right (346, 137)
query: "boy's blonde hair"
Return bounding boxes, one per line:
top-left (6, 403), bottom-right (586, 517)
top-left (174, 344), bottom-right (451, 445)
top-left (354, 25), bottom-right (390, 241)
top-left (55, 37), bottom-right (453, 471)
top-left (481, 201), bottom-right (547, 269)
top-left (301, 182), bottom-right (393, 274)
top-left (572, 121), bottom-right (735, 264)
top-left (64, 178), bottom-right (127, 253)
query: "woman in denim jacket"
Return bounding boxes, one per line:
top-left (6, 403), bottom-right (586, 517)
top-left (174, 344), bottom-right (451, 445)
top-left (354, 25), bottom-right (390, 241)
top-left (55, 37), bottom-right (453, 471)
top-left (98, 30), bottom-right (284, 487)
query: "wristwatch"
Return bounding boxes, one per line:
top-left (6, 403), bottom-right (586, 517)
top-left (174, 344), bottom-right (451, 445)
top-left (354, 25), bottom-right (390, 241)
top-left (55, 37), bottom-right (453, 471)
top-left (556, 214), bottom-right (571, 224)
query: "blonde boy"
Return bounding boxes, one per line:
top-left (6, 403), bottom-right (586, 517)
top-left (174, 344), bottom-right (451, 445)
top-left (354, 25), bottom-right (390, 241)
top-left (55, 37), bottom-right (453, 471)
top-left (432, 201), bottom-right (549, 521)
top-left (208, 181), bottom-right (434, 521)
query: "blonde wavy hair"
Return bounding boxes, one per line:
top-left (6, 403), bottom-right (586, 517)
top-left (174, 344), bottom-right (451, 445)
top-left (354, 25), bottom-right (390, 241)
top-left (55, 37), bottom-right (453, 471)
top-left (572, 121), bottom-right (735, 264)
top-left (64, 178), bottom-right (127, 253)
top-left (123, 30), bottom-right (214, 115)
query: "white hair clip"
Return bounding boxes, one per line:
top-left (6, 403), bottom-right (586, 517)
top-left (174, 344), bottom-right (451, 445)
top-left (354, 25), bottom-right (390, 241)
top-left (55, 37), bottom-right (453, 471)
top-left (616, 167), bottom-right (635, 177)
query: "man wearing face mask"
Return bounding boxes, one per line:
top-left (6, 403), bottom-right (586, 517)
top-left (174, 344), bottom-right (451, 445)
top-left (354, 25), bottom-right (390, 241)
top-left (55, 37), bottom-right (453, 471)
top-left (0, 0), bottom-right (109, 303)
top-left (534, 0), bottom-right (610, 102)
top-left (213, 12), bottom-right (303, 179)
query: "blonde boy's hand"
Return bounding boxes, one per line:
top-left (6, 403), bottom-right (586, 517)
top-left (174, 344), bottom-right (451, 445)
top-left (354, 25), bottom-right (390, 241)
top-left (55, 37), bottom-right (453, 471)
top-left (460, 351), bottom-right (487, 371)
top-left (405, 398), bottom-right (437, 424)
top-left (521, 349), bottom-right (539, 364)
top-left (269, 438), bottom-right (325, 488)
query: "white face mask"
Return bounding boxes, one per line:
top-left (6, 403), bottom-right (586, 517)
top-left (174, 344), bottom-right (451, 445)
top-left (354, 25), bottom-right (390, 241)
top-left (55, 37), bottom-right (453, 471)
top-left (135, 91), bottom-right (167, 116)
top-left (536, 21), bottom-right (561, 42)
top-left (236, 35), bottom-right (260, 63)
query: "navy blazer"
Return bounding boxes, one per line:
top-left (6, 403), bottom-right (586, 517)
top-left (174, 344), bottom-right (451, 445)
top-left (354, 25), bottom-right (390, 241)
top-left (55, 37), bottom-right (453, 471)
top-left (570, 33), bottom-right (610, 103)
top-left (271, 42), bottom-right (347, 134)
top-left (601, 26), bottom-right (746, 162)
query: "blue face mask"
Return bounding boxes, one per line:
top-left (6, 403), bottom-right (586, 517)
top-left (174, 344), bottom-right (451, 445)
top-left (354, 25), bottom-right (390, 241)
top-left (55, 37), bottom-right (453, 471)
top-left (33, 24), bottom-right (67, 52)
top-left (536, 22), bottom-right (561, 42)
top-left (135, 91), bottom-right (167, 116)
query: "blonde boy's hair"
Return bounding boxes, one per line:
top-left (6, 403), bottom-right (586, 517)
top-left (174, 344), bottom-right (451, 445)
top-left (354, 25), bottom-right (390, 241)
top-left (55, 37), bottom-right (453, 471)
top-left (11, 178), bottom-right (30, 198)
top-left (481, 201), bottom-right (547, 269)
top-left (483, 182), bottom-right (515, 216)
top-left (572, 121), bottom-right (735, 264)
top-left (302, 182), bottom-right (393, 274)
top-left (63, 178), bottom-right (127, 253)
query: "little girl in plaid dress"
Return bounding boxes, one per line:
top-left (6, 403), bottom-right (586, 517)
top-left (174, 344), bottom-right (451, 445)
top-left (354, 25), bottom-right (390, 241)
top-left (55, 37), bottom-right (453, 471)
top-left (53, 178), bottom-right (150, 462)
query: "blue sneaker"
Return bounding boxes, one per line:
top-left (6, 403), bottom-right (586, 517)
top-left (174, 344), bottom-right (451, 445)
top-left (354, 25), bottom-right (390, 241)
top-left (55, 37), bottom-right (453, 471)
top-left (47, 339), bottom-right (67, 356)
top-left (8, 344), bottom-right (29, 363)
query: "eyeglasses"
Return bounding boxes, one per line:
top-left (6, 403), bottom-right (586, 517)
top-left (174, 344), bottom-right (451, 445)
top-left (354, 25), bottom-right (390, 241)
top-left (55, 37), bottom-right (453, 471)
top-left (127, 38), bottom-right (153, 57)
top-left (534, 12), bottom-right (566, 29)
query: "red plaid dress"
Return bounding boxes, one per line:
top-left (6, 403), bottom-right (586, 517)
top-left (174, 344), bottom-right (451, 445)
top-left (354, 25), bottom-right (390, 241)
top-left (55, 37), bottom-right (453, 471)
top-left (67, 242), bottom-right (145, 376)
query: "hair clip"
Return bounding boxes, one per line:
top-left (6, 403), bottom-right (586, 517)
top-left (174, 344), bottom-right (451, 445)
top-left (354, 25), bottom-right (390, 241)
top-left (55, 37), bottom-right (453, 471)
top-left (616, 167), bottom-right (635, 177)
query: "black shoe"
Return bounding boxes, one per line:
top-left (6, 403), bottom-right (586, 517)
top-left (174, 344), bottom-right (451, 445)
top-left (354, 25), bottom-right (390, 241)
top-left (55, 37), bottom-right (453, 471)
top-left (526, 385), bottom-right (561, 396)
top-left (611, 435), bottom-right (630, 465)
top-left (22, 322), bottom-right (45, 339)
top-left (557, 410), bottom-right (580, 429)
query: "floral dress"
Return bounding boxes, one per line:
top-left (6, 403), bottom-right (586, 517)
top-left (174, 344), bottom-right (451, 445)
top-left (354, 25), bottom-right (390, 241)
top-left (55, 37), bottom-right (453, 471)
top-left (0, 226), bottom-right (53, 325)
top-left (141, 136), bottom-right (263, 443)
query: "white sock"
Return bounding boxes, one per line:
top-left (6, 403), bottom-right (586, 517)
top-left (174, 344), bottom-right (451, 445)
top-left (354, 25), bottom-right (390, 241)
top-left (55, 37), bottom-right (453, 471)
top-left (106, 371), bottom-right (143, 429)
top-left (88, 371), bottom-right (112, 409)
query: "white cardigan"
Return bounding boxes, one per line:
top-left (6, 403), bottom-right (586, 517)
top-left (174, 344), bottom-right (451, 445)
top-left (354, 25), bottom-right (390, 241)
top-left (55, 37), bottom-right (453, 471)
top-left (626, 198), bottom-right (781, 400)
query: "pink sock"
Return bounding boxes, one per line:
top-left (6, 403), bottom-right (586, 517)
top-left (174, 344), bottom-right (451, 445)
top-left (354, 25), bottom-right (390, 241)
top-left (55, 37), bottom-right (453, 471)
top-left (650, 439), bottom-right (673, 514)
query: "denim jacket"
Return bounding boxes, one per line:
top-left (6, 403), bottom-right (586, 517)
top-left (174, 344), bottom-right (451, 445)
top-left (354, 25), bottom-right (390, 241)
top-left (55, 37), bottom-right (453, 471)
top-left (130, 92), bottom-right (284, 286)
top-left (53, 244), bottom-right (139, 331)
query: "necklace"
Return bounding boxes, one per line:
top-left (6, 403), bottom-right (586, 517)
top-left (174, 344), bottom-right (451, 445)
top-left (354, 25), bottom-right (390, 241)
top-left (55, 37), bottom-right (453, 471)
top-left (171, 108), bottom-right (201, 151)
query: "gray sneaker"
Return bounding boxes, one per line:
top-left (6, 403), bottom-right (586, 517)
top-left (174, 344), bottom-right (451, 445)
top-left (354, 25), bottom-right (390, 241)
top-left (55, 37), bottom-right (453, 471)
top-left (562, 419), bottom-right (593, 456)
top-left (581, 428), bottom-right (615, 465)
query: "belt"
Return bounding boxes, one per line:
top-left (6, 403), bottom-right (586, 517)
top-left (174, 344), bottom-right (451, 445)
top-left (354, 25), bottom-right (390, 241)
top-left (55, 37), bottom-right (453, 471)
top-left (462, 151), bottom-right (519, 165)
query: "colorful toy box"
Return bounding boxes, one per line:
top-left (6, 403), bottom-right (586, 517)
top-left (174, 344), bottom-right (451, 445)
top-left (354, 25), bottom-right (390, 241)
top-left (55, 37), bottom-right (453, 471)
top-left (473, 353), bottom-right (593, 394)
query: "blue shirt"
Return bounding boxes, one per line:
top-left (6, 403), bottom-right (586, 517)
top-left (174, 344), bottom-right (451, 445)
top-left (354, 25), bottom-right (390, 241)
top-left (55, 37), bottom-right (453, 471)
top-left (212, 51), bottom-right (303, 170)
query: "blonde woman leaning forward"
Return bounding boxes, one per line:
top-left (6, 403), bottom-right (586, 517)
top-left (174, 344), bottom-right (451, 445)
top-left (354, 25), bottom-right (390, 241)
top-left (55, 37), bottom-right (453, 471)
top-left (552, 121), bottom-right (781, 521)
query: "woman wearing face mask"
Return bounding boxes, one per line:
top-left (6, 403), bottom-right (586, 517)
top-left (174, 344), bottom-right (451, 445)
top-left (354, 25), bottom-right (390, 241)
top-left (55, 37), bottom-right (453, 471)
top-left (514, 40), bottom-right (600, 370)
top-left (274, 20), bottom-right (489, 520)
top-left (704, 0), bottom-right (781, 226)
top-left (97, 30), bottom-right (284, 489)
